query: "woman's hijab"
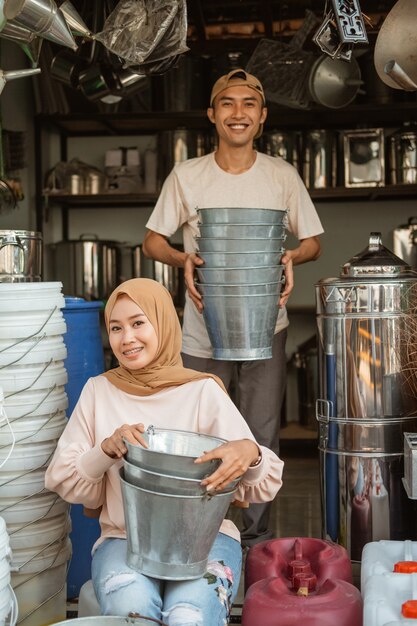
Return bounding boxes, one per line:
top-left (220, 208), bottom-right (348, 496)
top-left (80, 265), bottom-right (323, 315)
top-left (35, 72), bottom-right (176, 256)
top-left (102, 278), bottom-right (226, 396)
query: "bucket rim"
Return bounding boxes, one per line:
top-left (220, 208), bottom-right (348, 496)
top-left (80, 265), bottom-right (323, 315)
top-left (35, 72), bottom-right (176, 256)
top-left (120, 470), bottom-right (237, 499)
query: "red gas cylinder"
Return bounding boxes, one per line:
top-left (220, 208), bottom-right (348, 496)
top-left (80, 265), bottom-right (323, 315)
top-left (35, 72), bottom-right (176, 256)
top-left (242, 576), bottom-right (363, 626)
top-left (245, 537), bottom-right (352, 591)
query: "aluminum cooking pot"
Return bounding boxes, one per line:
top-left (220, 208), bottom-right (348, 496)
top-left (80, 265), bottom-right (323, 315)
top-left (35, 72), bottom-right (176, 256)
top-left (0, 229), bottom-right (42, 281)
top-left (131, 244), bottom-right (185, 309)
top-left (48, 235), bottom-right (121, 300)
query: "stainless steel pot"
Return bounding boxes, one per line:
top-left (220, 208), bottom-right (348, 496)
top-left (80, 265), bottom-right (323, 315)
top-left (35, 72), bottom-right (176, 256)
top-left (0, 229), bottom-right (42, 282)
top-left (302, 129), bottom-right (337, 189)
top-left (316, 232), bottom-right (417, 560)
top-left (131, 244), bottom-right (185, 309)
top-left (48, 235), bottom-right (121, 300)
top-left (308, 54), bottom-right (362, 109)
top-left (388, 128), bottom-right (417, 184)
top-left (393, 217), bottom-right (417, 267)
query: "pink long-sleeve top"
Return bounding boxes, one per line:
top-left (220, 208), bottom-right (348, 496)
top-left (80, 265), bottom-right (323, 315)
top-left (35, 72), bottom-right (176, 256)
top-left (45, 376), bottom-right (284, 550)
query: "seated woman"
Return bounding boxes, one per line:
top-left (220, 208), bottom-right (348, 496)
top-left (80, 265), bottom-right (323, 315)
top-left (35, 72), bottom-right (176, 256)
top-left (45, 278), bottom-right (284, 625)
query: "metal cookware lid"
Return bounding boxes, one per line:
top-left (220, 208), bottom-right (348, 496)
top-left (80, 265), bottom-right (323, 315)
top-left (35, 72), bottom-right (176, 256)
top-left (341, 232), bottom-right (411, 277)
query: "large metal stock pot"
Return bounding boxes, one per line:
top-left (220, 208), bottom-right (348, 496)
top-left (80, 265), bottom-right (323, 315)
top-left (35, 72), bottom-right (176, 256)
top-left (316, 232), bottom-right (417, 561)
top-left (49, 235), bottom-right (121, 300)
top-left (0, 230), bottom-right (42, 281)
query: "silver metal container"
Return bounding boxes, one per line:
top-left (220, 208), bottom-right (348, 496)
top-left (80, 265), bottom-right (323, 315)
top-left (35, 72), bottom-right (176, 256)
top-left (120, 470), bottom-right (236, 580)
top-left (202, 292), bottom-right (280, 360)
top-left (131, 244), bottom-right (185, 309)
top-left (388, 130), bottom-right (417, 185)
top-left (198, 223), bottom-right (286, 239)
top-left (197, 250), bottom-right (284, 268)
top-left (0, 230), bottom-right (42, 282)
top-left (196, 237), bottom-right (286, 253)
top-left (197, 265), bottom-right (284, 285)
top-left (302, 129), bottom-right (337, 189)
top-left (197, 281), bottom-right (280, 296)
top-left (316, 232), bottom-right (417, 561)
top-left (197, 207), bottom-right (288, 225)
top-left (48, 236), bottom-right (121, 300)
top-left (53, 617), bottom-right (167, 626)
top-left (124, 428), bottom-right (225, 479)
top-left (123, 459), bottom-right (206, 495)
top-left (393, 217), bottom-right (417, 268)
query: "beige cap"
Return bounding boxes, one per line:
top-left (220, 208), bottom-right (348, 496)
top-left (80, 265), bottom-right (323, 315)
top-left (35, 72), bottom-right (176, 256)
top-left (209, 68), bottom-right (265, 107)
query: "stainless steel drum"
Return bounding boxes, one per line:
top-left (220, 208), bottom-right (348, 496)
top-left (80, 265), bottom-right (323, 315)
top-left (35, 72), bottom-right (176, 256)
top-left (48, 235), bottom-right (121, 300)
top-left (0, 230), bottom-right (42, 281)
top-left (388, 129), bottom-right (417, 185)
top-left (316, 232), bottom-right (417, 561)
top-left (131, 244), bottom-right (185, 309)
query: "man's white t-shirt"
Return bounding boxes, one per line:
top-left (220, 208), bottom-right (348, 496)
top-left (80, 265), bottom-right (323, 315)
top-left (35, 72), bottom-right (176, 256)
top-left (146, 151), bottom-right (324, 358)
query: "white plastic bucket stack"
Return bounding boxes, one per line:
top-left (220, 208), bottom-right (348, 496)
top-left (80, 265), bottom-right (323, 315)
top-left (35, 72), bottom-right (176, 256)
top-left (0, 516), bottom-right (17, 626)
top-left (362, 540), bottom-right (417, 625)
top-left (0, 283), bottom-right (71, 626)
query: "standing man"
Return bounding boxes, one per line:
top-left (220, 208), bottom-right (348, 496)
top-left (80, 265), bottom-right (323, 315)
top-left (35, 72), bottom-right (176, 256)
top-left (142, 68), bottom-right (323, 547)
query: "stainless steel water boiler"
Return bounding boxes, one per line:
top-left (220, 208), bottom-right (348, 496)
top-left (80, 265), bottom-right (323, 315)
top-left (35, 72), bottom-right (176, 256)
top-left (316, 232), bottom-right (417, 561)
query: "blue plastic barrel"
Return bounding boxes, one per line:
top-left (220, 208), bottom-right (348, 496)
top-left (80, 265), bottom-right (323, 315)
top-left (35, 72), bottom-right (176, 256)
top-left (63, 297), bottom-right (105, 599)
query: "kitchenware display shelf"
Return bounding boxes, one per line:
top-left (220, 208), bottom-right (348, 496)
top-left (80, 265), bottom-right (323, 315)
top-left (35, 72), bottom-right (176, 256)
top-left (35, 100), bottom-right (417, 237)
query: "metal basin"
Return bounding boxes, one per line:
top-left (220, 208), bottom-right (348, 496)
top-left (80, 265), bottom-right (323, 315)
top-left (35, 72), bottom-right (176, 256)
top-left (202, 293), bottom-right (280, 360)
top-left (197, 281), bottom-right (280, 296)
top-left (197, 207), bottom-right (288, 225)
top-left (124, 459), bottom-right (239, 495)
top-left (196, 237), bottom-right (286, 253)
top-left (197, 250), bottom-right (284, 268)
top-left (197, 265), bottom-right (284, 285)
top-left (124, 459), bottom-right (205, 495)
top-left (120, 470), bottom-right (237, 580)
top-left (53, 618), bottom-right (167, 626)
top-left (198, 223), bottom-right (287, 239)
top-left (124, 429), bottom-right (226, 478)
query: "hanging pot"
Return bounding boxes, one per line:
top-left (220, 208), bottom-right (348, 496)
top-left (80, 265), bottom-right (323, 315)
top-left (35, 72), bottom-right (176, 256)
top-left (308, 55), bottom-right (363, 109)
top-left (374, 0), bottom-right (417, 90)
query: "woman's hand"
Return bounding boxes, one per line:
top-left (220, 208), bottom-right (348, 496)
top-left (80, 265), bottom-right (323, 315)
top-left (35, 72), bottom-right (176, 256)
top-left (101, 423), bottom-right (148, 459)
top-left (197, 439), bottom-right (260, 492)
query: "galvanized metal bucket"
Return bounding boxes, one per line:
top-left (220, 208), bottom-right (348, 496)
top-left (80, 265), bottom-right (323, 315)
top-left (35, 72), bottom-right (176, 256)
top-left (52, 617), bottom-right (167, 625)
top-left (197, 207), bottom-right (288, 225)
top-left (196, 236), bottom-right (286, 253)
top-left (197, 281), bottom-right (280, 296)
top-left (124, 429), bottom-right (225, 478)
top-left (197, 249), bottom-right (284, 268)
top-left (197, 265), bottom-right (284, 285)
top-left (123, 459), bottom-right (206, 495)
top-left (120, 471), bottom-right (236, 580)
top-left (202, 292), bottom-right (280, 360)
top-left (198, 223), bottom-right (286, 239)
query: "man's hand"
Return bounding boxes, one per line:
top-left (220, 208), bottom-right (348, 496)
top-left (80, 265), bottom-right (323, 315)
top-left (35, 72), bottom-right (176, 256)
top-left (184, 252), bottom-right (205, 313)
top-left (279, 252), bottom-right (294, 308)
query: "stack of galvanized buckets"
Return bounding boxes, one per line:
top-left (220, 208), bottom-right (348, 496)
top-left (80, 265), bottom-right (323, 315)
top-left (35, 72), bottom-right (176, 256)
top-left (195, 208), bottom-right (288, 360)
top-left (120, 427), bottom-right (238, 580)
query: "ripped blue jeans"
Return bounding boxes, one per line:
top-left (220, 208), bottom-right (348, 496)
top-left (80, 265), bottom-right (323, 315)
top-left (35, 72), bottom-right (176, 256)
top-left (91, 532), bottom-right (242, 625)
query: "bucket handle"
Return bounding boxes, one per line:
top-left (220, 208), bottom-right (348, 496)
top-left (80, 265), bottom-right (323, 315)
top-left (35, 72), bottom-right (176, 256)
top-left (0, 233), bottom-right (24, 251)
top-left (7, 584), bottom-right (18, 626)
top-left (128, 614), bottom-right (169, 626)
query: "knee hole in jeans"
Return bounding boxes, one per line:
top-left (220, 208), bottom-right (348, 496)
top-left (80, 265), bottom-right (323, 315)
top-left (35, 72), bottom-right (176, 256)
top-left (103, 572), bottom-right (136, 595)
top-left (163, 603), bottom-right (203, 626)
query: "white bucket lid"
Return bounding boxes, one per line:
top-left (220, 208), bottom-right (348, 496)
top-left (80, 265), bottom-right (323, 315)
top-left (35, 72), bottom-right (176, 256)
top-left (0, 438), bottom-right (59, 471)
top-left (0, 583), bottom-right (12, 620)
top-left (0, 491), bottom-right (69, 525)
top-left (0, 411), bottom-right (67, 446)
top-left (0, 559), bottom-right (11, 592)
top-left (0, 310), bottom-right (66, 339)
top-left (4, 386), bottom-right (68, 418)
top-left (0, 335), bottom-right (67, 367)
top-left (0, 467), bottom-right (48, 497)
top-left (0, 518), bottom-right (10, 562)
top-left (0, 361), bottom-right (67, 393)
